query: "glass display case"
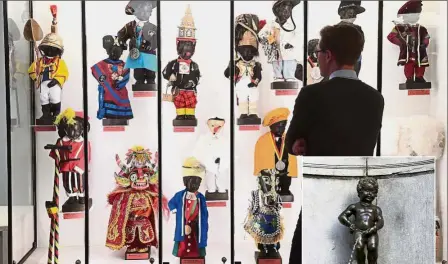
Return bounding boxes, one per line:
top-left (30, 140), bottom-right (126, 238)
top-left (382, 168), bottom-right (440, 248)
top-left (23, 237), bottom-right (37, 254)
top-left (1, 1), bottom-right (446, 264)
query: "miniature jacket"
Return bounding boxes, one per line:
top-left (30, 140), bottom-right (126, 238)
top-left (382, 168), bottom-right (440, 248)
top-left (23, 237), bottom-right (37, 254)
top-left (258, 18), bottom-right (301, 61)
top-left (192, 133), bottom-right (230, 175)
top-left (162, 58), bottom-right (200, 91)
top-left (28, 57), bottom-right (69, 87)
top-left (118, 20), bottom-right (157, 55)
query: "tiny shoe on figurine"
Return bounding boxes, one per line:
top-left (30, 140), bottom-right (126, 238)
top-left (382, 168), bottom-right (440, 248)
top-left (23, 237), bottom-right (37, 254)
top-left (175, 115), bottom-right (186, 120)
top-left (240, 114), bottom-right (249, 119)
top-left (273, 78), bottom-right (284, 82)
top-left (415, 77), bottom-right (426, 83)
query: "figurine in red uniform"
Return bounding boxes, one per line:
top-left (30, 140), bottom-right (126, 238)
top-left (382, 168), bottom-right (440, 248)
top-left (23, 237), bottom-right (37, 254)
top-left (387, 0), bottom-right (430, 87)
top-left (49, 108), bottom-right (91, 213)
top-left (106, 146), bottom-right (169, 258)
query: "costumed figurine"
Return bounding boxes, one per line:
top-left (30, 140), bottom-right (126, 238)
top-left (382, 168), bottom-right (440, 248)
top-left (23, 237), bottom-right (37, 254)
top-left (162, 5), bottom-right (200, 127)
top-left (306, 38), bottom-right (324, 85)
top-left (387, 0), bottom-right (431, 90)
top-left (338, 0), bottom-right (365, 76)
top-left (27, 5), bottom-right (69, 125)
top-left (338, 177), bottom-right (384, 264)
top-left (258, 0), bottom-right (301, 90)
top-left (47, 108), bottom-right (92, 213)
top-left (168, 157), bottom-right (209, 260)
top-left (106, 146), bottom-right (169, 259)
top-left (92, 35), bottom-right (133, 127)
top-left (192, 117), bottom-right (230, 201)
top-left (254, 108), bottom-right (297, 202)
top-left (8, 18), bottom-right (21, 127)
top-left (244, 169), bottom-right (284, 260)
top-left (118, 0), bottom-right (158, 91)
top-left (225, 14), bottom-right (264, 125)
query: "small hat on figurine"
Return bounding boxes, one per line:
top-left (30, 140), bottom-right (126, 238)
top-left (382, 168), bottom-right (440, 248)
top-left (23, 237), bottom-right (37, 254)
top-left (338, 0), bottom-right (365, 15)
top-left (39, 32), bottom-right (64, 51)
top-left (54, 108), bottom-right (89, 126)
top-left (182, 157), bottom-right (205, 179)
top-left (177, 5), bottom-right (196, 42)
top-left (272, 0), bottom-right (301, 16)
top-left (262, 108), bottom-right (290, 127)
top-left (397, 0), bottom-right (423, 16)
top-left (125, 0), bottom-right (157, 15)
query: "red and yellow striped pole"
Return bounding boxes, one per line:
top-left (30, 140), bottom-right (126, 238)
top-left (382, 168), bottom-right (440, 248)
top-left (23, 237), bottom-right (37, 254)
top-left (47, 162), bottom-right (60, 264)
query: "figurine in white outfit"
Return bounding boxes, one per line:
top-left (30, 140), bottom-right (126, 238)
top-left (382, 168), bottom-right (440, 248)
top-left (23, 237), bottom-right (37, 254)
top-left (192, 117), bottom-right (230, 200)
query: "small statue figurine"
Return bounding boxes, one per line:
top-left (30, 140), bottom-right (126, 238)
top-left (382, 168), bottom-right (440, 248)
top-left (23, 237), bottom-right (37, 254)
top-left (162, 5), bottom-right (200, 127)
top-left (338, 177), bottom-right (384, 264)
top-left (254, 108), bottom-right (297, 202)
top-left (338, 0), bottom-right (365, 76)
top-left (258, 0), bottom-right (301, 90)
top-left (387, 0), bottom-right (431, 90)
top-left (91, 35), bottom-right (133, 127)
top-left (8, 18), bottom-right (21, 127)
top-left (192, 117), bottom-right (230, 201)
top-left (244, 169), bottom-right (284, 260)
top-left (225, 14), bottom-right (264, 125)
top-left (106, 146), bottom-right (169, 259)
top-left (48, 108), bottom-right (92, 213)
top-left (28, 5), bottom-right (69, 125)
top-left (306, 38), bottom-right (324, 85)
top-left (118, 0), bottom-right (158, 91)
top-left (168, 157), bottom-right (209, 260)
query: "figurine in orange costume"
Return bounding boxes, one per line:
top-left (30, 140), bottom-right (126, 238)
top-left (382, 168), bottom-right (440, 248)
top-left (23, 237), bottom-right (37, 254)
top-left (106, 146), bottom-right (169, 257)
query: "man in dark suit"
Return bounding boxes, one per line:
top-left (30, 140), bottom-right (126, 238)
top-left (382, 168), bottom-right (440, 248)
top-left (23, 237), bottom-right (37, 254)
top-left (287, 24), bottom-right (384, 264)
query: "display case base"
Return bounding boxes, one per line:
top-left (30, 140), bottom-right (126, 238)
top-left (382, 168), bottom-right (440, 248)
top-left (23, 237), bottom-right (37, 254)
top-left (61, 198), bottom-right (92, 217)
top-left (132, 83), bottom-right (157, 91)
top-left (274, 89), bottom-right (298, 96)
top-left (35, 118), bottom-right (55, 126)
top-left (281, 202), bottom-right (292, 209)
top-left (255, 251), bottom-right (282, 264)
top-left (33, 125), bottom-right (56, 132)
top-left (239, 125), bottom-right (260, 131)
top-left (133, 91), bottom-right (157, 97)
top-left (206, 201), bottom-right (227, 207)
top-left (102, 119), bottom-right (129, 126)
top-left (238, 116), bottom-right (261, 131)
top-left (205, 190), bottom-right (229, 201)
top-left (173, 119), bottom-right (197, 132)
top-left (399, 81), bottom-right (431, 90)
top-left (408, 89), bottom-right (430, 96)
top-left (280, 192), bottom-right (294, 203)
top-left (271, 81), bottom-right (299, 90)
top-left (125, 252), bottom-right (149, 260)
top-left (103, 126), bottom-right (126, 132)
top-left (180, 257), bottom-right (205, 264)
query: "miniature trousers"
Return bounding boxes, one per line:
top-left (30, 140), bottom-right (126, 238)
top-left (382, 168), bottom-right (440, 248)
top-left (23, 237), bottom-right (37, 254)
top-left (134, 68), bottom-right (156, 84)
top-left (272, 60), bottom-right (297, 80)
top-left (236, 87), bottom-right (258, 115)
top-left (62, 172), bottom-right (85, 197)
top-left (174, 90), bottom-right (197, 116)
top-left (404, 61), bottom-right (426, 79)
top-left (205, 170), bottom-right (226, 193)
top-left (40, 80), bottom-right (62, 104)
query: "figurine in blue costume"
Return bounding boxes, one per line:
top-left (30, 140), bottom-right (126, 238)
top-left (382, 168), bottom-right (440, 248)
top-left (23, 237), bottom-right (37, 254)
top-left (244, 169), bottom-right (284, 259)
top-left (118, 0), bottom-right (157, 91)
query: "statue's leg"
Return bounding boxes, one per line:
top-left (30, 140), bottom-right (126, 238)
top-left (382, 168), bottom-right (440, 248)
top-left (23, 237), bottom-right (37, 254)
top-left (367, 233), bottom-right (379, 264)
top-left (205, 170), bottom-right (216, 193)
top-left (403, 62), bottom-right (414, 82)
top-left (146, 69), bottom-right (156, 84)
top-left (283, 59), bottom-right (298, 81)
top-left (76, 172), bottom-right (86, 204)
top-left (355, 232), bottom-right (366, 264)
top-left (134, 68), bottom-right (145, 84)
top-left (272, 61), bottom-right (283, 81)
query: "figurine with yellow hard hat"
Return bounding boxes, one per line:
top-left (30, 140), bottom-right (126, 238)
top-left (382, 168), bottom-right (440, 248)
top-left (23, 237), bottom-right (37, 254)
top-left (26, 5), bottom-right (69, 125)
top-left (254, 107), bottom-right (298, 202)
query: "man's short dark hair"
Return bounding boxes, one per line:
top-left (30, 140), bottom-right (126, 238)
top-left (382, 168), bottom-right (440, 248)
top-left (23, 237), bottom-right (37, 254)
top-left (319, 24), bottom-right (364, 66)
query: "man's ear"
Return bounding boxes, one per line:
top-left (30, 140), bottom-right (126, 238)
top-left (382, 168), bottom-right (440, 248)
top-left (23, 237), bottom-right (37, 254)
top-left (325, 50), bottom-right (333, 62)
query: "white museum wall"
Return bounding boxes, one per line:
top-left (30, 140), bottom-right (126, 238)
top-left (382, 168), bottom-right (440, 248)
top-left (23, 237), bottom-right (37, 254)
top-left (307, 1), bottom-right (379, 89)
top-left (380, 1), bottom-right (447, 259)
top-left (159, 2), bottom-right (232, 263)
top-left (6, 1), bottom-right (36, 262)
top-left (233, 2), bottom-right (303, 263)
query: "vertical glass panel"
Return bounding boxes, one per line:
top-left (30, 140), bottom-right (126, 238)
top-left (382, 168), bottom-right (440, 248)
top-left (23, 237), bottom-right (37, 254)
top-left (307, 1), bottom-right (378, 87)
top-left (7, 1), bottom-right (36, 262)
top-left (233, 1), bottom-right (303, 263)
top-left (161, 1), bottom-right (231, 263)
top-left (24, 1), bottom-right (86, 263)
top-left (85, 0), bottom-right (160, 262)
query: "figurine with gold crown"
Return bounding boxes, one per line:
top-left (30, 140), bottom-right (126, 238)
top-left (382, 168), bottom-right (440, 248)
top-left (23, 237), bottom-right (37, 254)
top-left (254, 108), bottom-right (298, 202)
top-left (46, 108), bottom-right (91, 213)
top-left (162, 5), bottom-right (201, 127)
top-left (27, 5), bottom-right (69, 125)
top-left (168, 157), bottom-right (209, 260)
top-left (106, 146), bottom-right (169, 260)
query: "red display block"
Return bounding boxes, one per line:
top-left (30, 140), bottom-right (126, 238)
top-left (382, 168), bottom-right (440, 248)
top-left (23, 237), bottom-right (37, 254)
top-left (206, 201), bottom-right (227, 207)
top-left (103, 126), bottom-right (125, 132)
top-left (62, 212), bottom-right (85, 219)
top-left (34, 125), bottom-right (56, 132)
top-left (174, 126), bottom-right (195, 133)
top-left (181, 257), bottom-right (205, 264)
top-left (125, 252), bottom-right (149, 260)
top-left (133, 91), bottom-right (157, 98)
top-left (275, 89), bottom-right (298, 96)
top-left (408, 89), bottom-right (430, 96)
top-left (282, 203), bottom-right (292, 209)
top-left (258, 258), bottom-right (282, 264)
top-left (239, 125), bottom-right (260, 131)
